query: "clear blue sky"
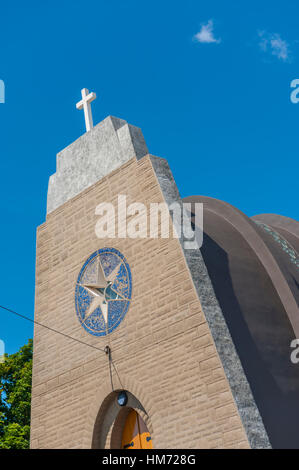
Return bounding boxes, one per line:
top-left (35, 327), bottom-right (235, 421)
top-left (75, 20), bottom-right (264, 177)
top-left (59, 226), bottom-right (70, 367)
top-left (0, 0), bottom-right (298, 354)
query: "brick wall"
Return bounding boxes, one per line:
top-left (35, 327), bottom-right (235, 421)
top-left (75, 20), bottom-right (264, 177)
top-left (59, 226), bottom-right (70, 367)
top-left (31, 155), bottom-right (250, 449)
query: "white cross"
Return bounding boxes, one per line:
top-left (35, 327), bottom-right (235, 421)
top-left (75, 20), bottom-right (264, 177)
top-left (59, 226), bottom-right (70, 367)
top-left (76, 88), bottom-right (97, 132)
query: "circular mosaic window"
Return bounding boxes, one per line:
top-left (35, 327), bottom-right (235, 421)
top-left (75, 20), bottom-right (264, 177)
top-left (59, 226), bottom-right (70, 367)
top-left (75, 248), bottom-right (132, 336)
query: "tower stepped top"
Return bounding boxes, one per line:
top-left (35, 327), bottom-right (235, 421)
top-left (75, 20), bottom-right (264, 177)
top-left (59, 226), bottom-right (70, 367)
top-left (47, 116), bottom-right (149, 214)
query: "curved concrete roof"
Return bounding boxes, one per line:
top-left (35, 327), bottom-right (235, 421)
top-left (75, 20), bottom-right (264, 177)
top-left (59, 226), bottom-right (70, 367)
top-left (183, 195), bottom-right (299, 448)
top-left (252, 213), bottom-right (299, 253)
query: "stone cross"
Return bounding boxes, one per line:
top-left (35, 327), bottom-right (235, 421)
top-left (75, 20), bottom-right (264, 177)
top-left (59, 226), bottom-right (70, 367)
top-left (76, 88), bottom-right (97, 132)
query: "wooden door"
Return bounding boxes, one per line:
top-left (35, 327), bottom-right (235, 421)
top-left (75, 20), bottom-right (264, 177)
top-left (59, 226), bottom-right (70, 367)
top-left (121, 409), bottom-right (153, 449)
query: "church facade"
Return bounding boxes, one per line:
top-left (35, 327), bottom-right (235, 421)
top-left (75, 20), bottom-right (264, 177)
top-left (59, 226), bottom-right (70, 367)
top-left (30, 112), bottom-right (299, 449)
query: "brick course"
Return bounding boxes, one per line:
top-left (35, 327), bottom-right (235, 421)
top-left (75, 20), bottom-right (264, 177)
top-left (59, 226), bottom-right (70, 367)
top-left (31, 155), bottom-right (250, 449)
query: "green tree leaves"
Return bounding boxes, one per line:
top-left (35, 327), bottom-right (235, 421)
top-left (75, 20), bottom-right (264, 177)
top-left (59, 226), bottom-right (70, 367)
top-left (0, 339), bottom-right (32, 449)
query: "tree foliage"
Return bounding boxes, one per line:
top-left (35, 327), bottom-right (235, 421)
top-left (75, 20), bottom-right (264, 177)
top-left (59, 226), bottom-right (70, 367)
top-left (0, 339), bottom-right (32, 449)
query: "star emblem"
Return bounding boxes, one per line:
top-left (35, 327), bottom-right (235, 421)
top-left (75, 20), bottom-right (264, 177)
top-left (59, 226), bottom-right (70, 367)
top-left (75, 248), bottom-right (132, 336)
top-left (80, 259), bottom-right (124, 326)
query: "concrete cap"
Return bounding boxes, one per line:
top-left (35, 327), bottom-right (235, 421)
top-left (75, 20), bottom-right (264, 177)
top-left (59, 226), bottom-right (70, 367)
top-left (47, 116), bottom-right (149, 214)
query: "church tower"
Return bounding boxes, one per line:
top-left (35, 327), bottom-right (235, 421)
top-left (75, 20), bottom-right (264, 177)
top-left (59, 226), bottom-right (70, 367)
top-left (30, 92), bottom-right (271, 449)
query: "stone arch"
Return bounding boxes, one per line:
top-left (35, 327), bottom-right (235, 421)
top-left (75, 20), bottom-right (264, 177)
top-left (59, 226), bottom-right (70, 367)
top-left (83, 376), bottom-right (154, 449)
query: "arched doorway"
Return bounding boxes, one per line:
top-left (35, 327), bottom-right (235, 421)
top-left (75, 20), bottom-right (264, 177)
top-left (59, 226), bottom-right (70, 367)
top-left (91, 390), bottom-right (153, 449)
top-left (121, 409), bottom-right (153, 449)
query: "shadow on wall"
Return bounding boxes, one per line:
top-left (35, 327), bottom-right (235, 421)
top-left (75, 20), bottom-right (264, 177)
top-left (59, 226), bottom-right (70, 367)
top-left (201, 231), bottom-right (299, 449)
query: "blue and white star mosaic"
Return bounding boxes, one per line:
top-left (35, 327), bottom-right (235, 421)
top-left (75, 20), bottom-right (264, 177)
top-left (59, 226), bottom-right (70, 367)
top-left (75, 248), bottom-right (132, 336)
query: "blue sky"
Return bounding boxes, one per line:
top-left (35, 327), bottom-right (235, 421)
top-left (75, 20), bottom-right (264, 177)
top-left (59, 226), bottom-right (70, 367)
top-left (0, 0), bottom-right (298, 354)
